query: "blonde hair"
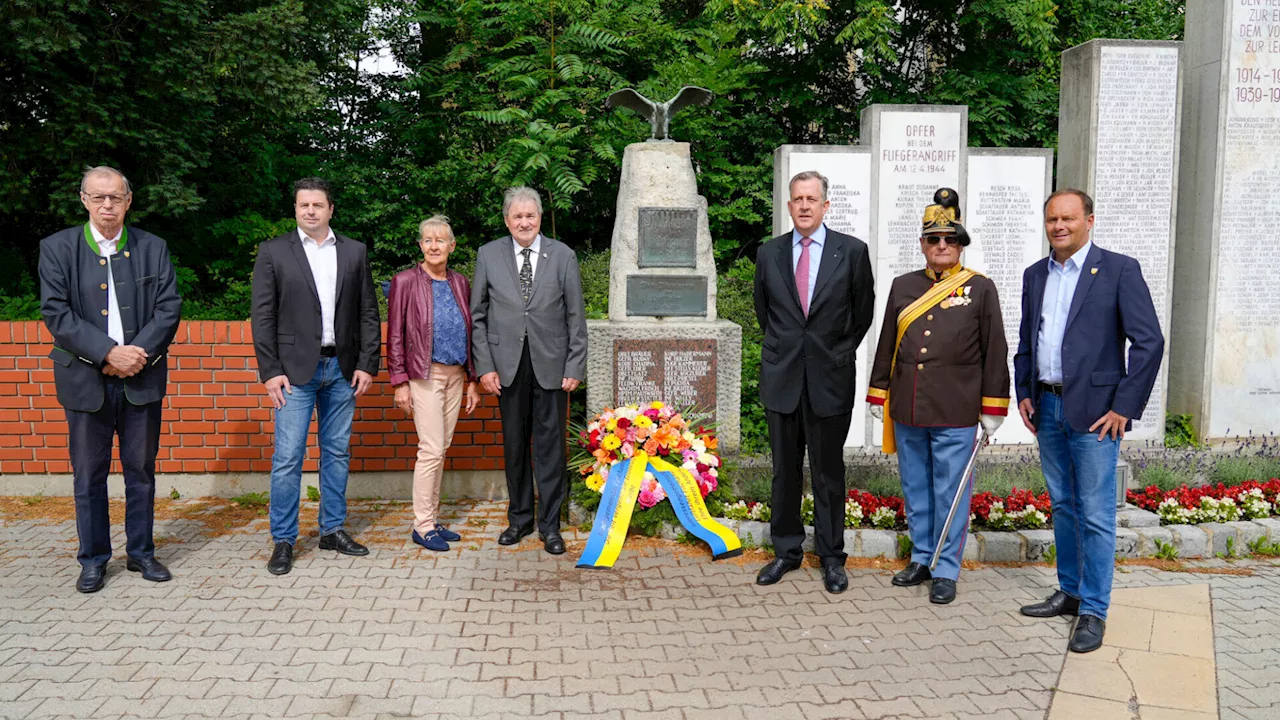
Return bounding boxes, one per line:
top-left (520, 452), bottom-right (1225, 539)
top-left (418, 214), bottom-right (455, 242)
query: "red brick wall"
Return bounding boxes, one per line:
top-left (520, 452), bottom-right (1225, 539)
top-left (0, 321), bottom-right (505, 475)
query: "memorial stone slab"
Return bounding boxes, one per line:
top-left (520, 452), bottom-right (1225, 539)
top-left (862, 104), bottom-right (967, 446)
top-left (772, 145), bottom-right (874, 447)
top-left (625, 275), bottom-right (709, 317)
top-left (613, 339), bottom-right (718, 417)
top-left (638, 207), bottom-right (698, 268)
top-left (1172, 0), bottom-right (1280, 439)
top-left (1058, 40), bottom-right (1182, 442)
top-left (964, 148), bottom-right (1053, 445)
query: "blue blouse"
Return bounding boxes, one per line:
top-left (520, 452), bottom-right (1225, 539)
top-left (431, 279), bottom-right (468, 366)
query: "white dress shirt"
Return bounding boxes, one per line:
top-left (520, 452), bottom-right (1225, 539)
top-left (299, 227), bottom-right (339, 347)
top-left (89, 223), bottom-right (125, 345)
top-left (1037, 240), bottom-right (1093, 384)
top-left (790, 223), bottom-right (827, 309)
top-left (512, 234), bottom-right (542, 282)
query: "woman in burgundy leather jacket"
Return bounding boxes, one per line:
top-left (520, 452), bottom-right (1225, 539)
top-left (386, 215), bottom-right (480, 551)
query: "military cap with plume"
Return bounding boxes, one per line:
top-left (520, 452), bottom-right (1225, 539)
top-left (921, 188), bottom-right (970, 246)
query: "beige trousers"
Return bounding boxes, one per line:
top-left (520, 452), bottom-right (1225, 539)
top-left (409, 364), bottom-right (466, 533)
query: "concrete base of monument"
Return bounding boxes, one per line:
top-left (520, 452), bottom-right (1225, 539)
top-left (585, 319), bottom-right (742, 453)
top-left (0, 470), bottom-right (509, 501)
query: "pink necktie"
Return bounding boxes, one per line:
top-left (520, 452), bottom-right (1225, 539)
top-left (796, 237), bottom-right (813, 316)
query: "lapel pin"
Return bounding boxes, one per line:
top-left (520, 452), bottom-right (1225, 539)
top-left (123, 251), bottom-right (130, 258)
top-left (542, 252), bottom-right (548, 258)
top-left (1091, 268), bottom-right (1098, 275)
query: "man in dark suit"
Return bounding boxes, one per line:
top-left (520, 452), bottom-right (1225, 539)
top-left (471, 186), bottom-right (588, 555)
top-left (39, 166), bottom-right (182, 593)
top-left (251, 177), bottom-right (381, 575)
top-left (1014, 189), bottom-right (1164, 653)
top-left (753, 170), bottom-right (875, 593)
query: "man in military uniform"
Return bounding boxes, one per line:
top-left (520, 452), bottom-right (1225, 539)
top-left (39, 166), bottom-right (182, 593)
top-left (866, 188), bottom-right (1009, 605)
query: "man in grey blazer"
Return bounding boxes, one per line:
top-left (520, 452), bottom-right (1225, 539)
top-left (39, 166), bottom-right (182, 593)
top-left (471, 186), bottom-right (588, 554)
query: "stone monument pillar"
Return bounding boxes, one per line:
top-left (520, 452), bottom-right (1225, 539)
top-left (586, 142), bottom-right (743, 451)
top-left (1057, 39), bottom-right (1183, 442)
top-left (1171, 0), bottom-right (1280, 439)
top-left (964, 148), bottom-right (1053, 445)
top-left (862, 104), bottom-right (967, 447)
top-left (772, 145), bottom-right (873, 448)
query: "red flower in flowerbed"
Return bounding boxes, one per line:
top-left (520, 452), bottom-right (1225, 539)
top-left (969, 488), bottom-right (1053, 526)
top-left (846, 489), bottom-right (906, 523)
top-left (1127, 478), bottom-right (1280, 511)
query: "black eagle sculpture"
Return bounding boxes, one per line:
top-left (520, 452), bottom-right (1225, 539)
top-left (604, 86), bottom-right (713, 141)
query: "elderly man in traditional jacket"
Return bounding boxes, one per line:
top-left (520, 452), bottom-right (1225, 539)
top-left (39, 166), bottom-right (182, 593)
top-left (867, 188), bottom-right (1009, 605)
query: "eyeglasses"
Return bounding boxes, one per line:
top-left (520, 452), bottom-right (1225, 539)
top-left (924, 235), bottom-right (961, 246)
top-left (82, 193), bottom-right (129, 206)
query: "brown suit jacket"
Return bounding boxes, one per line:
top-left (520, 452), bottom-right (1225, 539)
top-left (867, 267), bottom-right (1010, 427)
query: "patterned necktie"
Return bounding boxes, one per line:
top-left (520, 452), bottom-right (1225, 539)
top-left (520, 248), bottom-right (533, 304)
top-left (795, 237), bottom-right (813, 316)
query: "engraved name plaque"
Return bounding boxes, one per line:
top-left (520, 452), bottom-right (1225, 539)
top-left (625, 276), bottom-right (708, 316)
top-left (613, 339), bottom-right (718, 417)
top-left (637, 207), bottom-right (698, 268)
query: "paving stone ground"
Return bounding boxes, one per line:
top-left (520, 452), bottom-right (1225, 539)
top-left (1, 499), bottom-right (1277, 720)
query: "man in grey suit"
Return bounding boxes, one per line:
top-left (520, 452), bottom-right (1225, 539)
top-left (471, 186), bottom-right (588, 555)
top-left (39, 166), bottom-right (182, 593)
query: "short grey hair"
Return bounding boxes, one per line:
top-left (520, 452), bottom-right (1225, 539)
top-left (789, 171), bottom-right (828, 201)
top-left (502, 186), bottom-right (543, 217)
top-left (80, 165), bottom-right (132, 195)
top-left (418, 214), bottom-right (455, 242)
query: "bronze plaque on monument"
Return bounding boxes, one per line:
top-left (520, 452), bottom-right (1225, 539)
top-left (613, 339), bottom-right (717, 417)
top-left (625, 275), bottom-right (707, 316)
top-left (637, 207), bottom-right (698, 268)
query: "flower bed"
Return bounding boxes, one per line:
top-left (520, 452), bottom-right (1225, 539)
top-left (719, 487), bottom-right (1053, 532)
top-left (1127, 479), bottom-right (1280, 525)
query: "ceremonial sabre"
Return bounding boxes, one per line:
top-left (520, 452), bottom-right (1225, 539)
top-left (928, 425), bottom-right (986, 572)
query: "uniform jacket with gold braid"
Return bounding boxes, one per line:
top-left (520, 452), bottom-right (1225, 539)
top-left (866, 265), bottom-right (1010, 428)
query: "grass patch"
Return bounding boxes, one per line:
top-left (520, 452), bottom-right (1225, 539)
top-left (231, 491), bottom-right (269, 508)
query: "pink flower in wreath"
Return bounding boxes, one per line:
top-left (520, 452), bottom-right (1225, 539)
top-left (644, 408), bottom-right (661, 421)
top-left (637, 488), bottom-right (658, 508)
top-left (621, 441), bottom-right (635, 458)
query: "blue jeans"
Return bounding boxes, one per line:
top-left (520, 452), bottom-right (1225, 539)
top-left (269, 357), bottom-right (355, 544)
top-left (895, 423), bottom-right (979, 581)
top-left (1036, 391), bottom-right (1120, 620)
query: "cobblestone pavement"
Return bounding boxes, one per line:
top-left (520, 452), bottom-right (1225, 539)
top-left (1, 499), bottom-right (1277, 720)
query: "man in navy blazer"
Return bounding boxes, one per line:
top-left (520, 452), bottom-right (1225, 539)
top-left (1013, 189), bottom-right (1164, 653)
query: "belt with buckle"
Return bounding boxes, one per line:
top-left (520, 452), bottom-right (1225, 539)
top-left (320, 346), bottom-right (337, 358)
top-left (1038, 381), bottom-right (1064, 396)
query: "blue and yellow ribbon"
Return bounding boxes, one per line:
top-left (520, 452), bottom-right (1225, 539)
top-left (577, 452), bottom-right (742, 569)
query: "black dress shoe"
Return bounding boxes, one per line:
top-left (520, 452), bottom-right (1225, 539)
top-left (543, 534), bottom-right (566, 555)
top-left (892, 562), bottom-right (932, 587)
top-left (930, 578), bottom-right (957, 605)
top-left (318, 529), bottom-right (369, 556)
top-left (822, 564), bottom-right (848, 594)
top-left (267, 542), bottom-right (294, 575)
top-left (126, 556), bottom-right (172, 582)
top-left (497, 524), bottom-right (534, 546)
top-left (76, 565), bottom-right (106, 594)
top-left (1020, 590), bottom-right (1081, 618)
top-left (755, 558), bottom-right (802, 586)
top-left (1069, 616), bottom-right (1106, 653)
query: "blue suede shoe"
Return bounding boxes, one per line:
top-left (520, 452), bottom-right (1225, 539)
top-left (412, 529), bottom-right (449, 551)
top-left (435, 524), bottom-right (461, 542)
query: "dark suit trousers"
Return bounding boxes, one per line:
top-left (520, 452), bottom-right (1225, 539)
top-left (767, 385), bottom-right (850, 565)
top-left (498, 344), bottom-right (568, 535)
top-left (65, 379), bottom-right (162, 568)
